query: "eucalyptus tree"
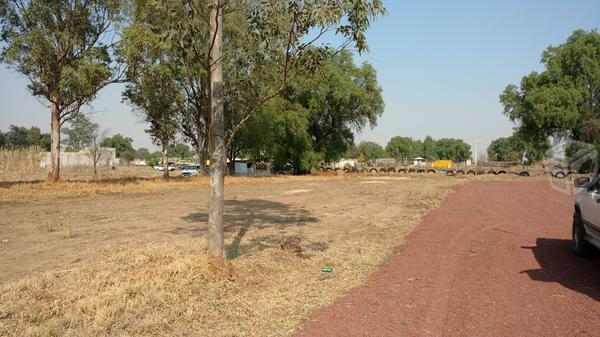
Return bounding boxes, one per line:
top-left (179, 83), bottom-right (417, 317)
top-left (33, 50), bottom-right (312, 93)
top-left (205, 0), bottom-right (386, 258)
top-left (122, 64), bottom-right (182, 180)
top-left (118, 1), bottom-right (184, 180)
top-left (122, 0), bottom-right (385, 257)
top-left (0, 0), bottom-right (125, 181)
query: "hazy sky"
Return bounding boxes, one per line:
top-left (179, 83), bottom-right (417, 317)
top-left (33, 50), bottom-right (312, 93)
top-left (1, 0), bottom-right (598, 158)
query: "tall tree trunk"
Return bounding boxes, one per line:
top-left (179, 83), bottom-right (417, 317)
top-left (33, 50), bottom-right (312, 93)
top-left (197, 142), bottom-right (207, 175)
top-left (48, 93), bottom-right (61, 182)
top-left (162, 140), bottom-right (170, 180)
top-left (207, 0), bottom-right (225, 258)
top-left (93, 154), bottom-right (97, 177)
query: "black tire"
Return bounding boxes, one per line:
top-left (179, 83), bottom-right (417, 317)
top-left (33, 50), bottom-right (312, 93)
top-left (466, 170), bottom-right (476, 175)
top-left (572, 210), bottom-right (592, 256)
top-left (519, 171), bottom-right (530, 177)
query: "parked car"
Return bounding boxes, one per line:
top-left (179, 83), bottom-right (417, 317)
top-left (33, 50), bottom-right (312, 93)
top-left (572, 174), bottom-right (600, 255)
top-left (181, 165), bottom-right (200, 177)
top-left (153, 164), bottom-right (176, 172)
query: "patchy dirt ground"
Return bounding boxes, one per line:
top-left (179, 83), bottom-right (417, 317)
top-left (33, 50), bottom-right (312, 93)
top-left (296, 180), bottom-right (600, 337)
top-left (0, 174), bottom-right (468, 336)
top-left (0, 175), bottom-right (455, 285)
top-left (3, 175), bottom-right (588, 337)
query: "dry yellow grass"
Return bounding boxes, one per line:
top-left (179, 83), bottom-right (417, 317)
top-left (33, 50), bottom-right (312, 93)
top-left (0, 174), bottom-right (345, 203)
top-left (0, 177), bottom-right (457, 337)
top-left (0, 147), bottom-right (45, 182)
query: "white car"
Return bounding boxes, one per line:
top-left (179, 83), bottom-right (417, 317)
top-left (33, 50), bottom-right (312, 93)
top-left (181, 165), bottom-right (200, 177)
top-left (153, 165), bottom-right (176, 172)
top-left (572, 174), bottom-right (600, 255)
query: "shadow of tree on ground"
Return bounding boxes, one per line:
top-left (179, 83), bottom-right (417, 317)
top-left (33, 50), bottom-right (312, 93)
top-left (177, 199), bottom-right (321, 258)
top-left (521, 238), bottom-right (600, 301)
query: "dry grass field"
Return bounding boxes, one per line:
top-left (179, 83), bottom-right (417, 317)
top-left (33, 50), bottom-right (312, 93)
top-left (0, 173), bottom-right (544, 336)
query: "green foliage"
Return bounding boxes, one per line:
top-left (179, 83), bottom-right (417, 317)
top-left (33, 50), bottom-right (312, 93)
top-left (0, 125), bottom-right (50, 150)
top-left (62, 114), bottom-right (99, 152)
top-left (487, 133), bottom-right (550, 162)
top-left (38, 133), bottom-right (51, 151)
top-left (270, 105), bottom-right (318, 174)
top-left (422, 136), bottom-right (437, 160)
top-left (565, 141), bottom-right (597, 173)
top-left (135, 148), bottom-right (150, 160)
top-left (0, 0), bottom-right (124, 121)
top-left (26, 127), bottom-right (41, 147)
top-left (379, 136), bottom-right (471, 162)
top-left (357, 141), bottom-right (386, 161)
top-left (291, 50), bottom-right (384, 162)
top-left (500, 30), bottom-right (600, 145)
top-left (101, 134), bottom-right (135, 161)
top-left (386, 136), bottom-right (415, 161)
top-left (169, 143), bottom-right (191, 160)
top-left (145, 154), bottom-right (160, 167)
top-left (122, 64), bottom-right (181, 150)
top-left (5, 125), bottom-right (28, 148)
top-left (231, 50), bottom-right (384, 170)
top-left (434, 138), bottom-right (471, 162)
top-left (223, 0), bottom-right (386, 166)
top-left (118, 4), bottom-right (182, 153)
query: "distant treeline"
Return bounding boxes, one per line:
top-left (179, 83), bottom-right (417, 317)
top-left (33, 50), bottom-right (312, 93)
top-left (352, 136), bottom-right (472, 163)
top-left (0, 125), bottom-right (50, 151)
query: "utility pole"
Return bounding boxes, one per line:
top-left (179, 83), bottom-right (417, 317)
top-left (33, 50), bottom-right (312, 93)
top-left (474, 137), bottom-right (478, 166)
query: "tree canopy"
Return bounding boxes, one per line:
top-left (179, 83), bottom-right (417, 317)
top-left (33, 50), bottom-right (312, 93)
top-left (101, 134), bottom-right (135, 161)
top-left (0, 125), bottom-right (50, 150)
top-left (62, 114), bottom-right (99, 152)
top-left (292, 50), bottom-right (384, 162)
top-left (383, 136), bottom-right (471, 162)
top-left (229, 50), bottom-right (384, 172)
top-left (357, 141), bottom-right (386, 161)
top-left (386, 136), bottom-right (416, 161)
top-left (487, 133), bottom-right (551, 162)
top-left (0, 0), bottom-right (125, 181)
top-left (500, 30), bottom-right (600, 145)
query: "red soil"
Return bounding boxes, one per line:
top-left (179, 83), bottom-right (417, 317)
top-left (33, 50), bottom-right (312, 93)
top-left (296, 181), bottom-right (600, 337)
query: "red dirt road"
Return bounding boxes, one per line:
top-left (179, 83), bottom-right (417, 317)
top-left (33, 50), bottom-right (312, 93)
top-left (296, 181), bottom-right (600, 337)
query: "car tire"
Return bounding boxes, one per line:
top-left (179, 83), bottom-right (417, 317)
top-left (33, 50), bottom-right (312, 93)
top-left (572, 210), bottom-right (592, 256)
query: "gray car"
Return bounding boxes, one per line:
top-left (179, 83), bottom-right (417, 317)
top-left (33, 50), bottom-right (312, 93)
top-left (573, 174), bottom-right (600, 255)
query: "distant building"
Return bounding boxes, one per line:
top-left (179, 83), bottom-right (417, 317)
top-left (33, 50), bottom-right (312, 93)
top-left (40, 148), bottom-right (118, 168)
top-left (130, 159), bottom-right (147, 166)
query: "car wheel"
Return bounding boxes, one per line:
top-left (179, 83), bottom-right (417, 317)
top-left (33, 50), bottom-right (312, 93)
top-left (572, 210), bottom-right (592, 256)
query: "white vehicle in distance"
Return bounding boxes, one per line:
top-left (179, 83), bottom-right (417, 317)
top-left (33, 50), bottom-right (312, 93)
top-left (153, 163), bottom-right (176, 171)
top-left (572, 173), bottom-right (600, 256)
top-left (180, 164), bottom-right (200, 177)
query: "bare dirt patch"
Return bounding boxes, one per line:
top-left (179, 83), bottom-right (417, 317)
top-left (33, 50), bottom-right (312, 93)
top-left (0, 174), bottom-right (466, 336)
